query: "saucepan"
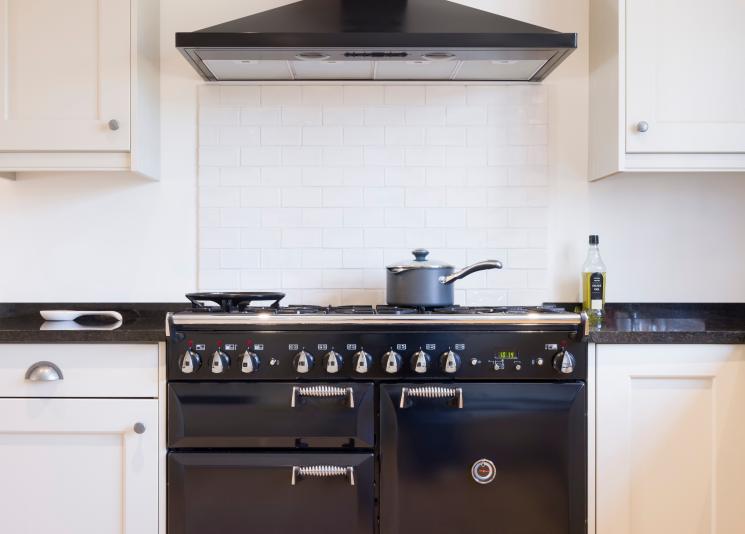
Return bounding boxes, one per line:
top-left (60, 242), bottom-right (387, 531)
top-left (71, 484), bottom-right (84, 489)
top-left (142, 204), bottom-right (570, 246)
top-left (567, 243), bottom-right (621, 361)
top-left (386, 249), bottom-right (503, 307)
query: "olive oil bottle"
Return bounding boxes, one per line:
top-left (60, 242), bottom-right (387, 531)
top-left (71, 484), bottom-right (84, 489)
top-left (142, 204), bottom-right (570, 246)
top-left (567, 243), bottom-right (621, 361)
top-left (582, 235), bottom-right (606, 321)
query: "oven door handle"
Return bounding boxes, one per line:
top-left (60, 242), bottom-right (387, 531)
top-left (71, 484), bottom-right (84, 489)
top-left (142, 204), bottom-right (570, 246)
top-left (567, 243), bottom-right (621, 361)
top-left (399, 386), bottom-right (464, 409)
top-left (291, 385), bottom-right (355, 408)
top-left (291, 465), bottom-right (355, 486)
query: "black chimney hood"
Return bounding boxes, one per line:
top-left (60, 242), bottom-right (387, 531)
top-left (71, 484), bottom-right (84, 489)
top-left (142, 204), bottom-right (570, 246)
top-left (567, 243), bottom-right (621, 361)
top-left (177, 0), bottom-right (577, 82)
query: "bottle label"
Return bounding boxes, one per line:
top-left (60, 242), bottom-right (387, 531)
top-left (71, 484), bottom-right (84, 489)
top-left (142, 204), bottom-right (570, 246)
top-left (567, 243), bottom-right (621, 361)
top-left (590, 272), bottom-right (604, 310)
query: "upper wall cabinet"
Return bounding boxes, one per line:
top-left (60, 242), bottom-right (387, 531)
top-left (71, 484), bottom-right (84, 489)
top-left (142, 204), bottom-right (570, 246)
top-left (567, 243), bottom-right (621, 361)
top-left (0, 0), bottom-right (159, 180)
top-left (590, 0), bottom-right (745, 180)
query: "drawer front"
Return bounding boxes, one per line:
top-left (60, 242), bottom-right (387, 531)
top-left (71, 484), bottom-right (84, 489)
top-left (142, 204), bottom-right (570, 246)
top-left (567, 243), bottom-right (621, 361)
top-left (0, 344), bottom-right (158, 398)
top-left (168, 382), bottom-right (374, 449)
top-left (168, 452), bottom-right (375, 534)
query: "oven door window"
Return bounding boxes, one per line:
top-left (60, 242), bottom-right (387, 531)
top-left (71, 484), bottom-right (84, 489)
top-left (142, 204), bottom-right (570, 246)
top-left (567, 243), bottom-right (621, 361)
top-left (379, 382), bottom-right (586, 534)
top-left (168, 452), bottom-right (374, 534)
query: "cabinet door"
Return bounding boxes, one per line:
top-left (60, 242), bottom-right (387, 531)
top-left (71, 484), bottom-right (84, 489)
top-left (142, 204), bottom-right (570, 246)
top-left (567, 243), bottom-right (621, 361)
top-left (596, 345), bottom-right (745, 534)
top-left (0, 0), bottom-right (130, 151)
top-left (0, 398), bottom-right (158, 534)
top-left (626, 0), bottom-right (745, 153)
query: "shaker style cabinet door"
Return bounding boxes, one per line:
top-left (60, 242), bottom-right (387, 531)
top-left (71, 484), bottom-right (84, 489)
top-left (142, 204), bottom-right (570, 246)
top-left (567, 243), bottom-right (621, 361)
top-left (0, 0), bottom-right (130, 151)
top-left (596, 345), bottom-right (745, 534)
top-left (0, 398), bottom-right (158, 534)
top-left (625, 0), bottom-right (745, 153)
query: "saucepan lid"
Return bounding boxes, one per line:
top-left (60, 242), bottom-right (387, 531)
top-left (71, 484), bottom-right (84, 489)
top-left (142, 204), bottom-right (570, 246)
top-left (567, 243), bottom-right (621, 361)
top-left (386, 249), bottom-right (453, 273)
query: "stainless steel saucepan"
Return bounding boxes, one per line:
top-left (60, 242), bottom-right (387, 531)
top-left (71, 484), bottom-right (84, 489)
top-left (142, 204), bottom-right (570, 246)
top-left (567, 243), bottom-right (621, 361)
top-left (386, 249), bottom-right (503, 307)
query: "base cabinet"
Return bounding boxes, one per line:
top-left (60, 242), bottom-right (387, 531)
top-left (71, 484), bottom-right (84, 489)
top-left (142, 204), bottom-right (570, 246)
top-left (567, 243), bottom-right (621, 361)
top-left (596, 345), bottom-right (745, 534)
top-left (0, 398), bottom-right (158, 534)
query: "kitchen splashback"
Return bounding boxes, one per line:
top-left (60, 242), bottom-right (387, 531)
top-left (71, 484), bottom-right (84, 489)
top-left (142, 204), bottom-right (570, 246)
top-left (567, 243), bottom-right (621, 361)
top-left (198, 84), bottom-right (548, 306)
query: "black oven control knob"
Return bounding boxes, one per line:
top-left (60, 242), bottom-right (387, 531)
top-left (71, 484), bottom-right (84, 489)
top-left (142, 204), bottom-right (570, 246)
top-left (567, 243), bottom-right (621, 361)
top-left (382, 350), bottom-right (402, 374)
top-left (553, 350), bottom-right (576, 374)
top-left (323, 350), bottom-right (343, 374)
top-left (411, 350), bottom-right (431, 374)
top-left (210, 350), bottom-right (230, 374)
top-left (179, 349), bottom-right (201, 374)
top-left (440, 350), bottom-right (462, 374)
top-left (240, 351), bottom-right (260, 374)
top-left (293, 350), bottom-right (314, 374)
top-left (353, 350), bottom-right (373, 374)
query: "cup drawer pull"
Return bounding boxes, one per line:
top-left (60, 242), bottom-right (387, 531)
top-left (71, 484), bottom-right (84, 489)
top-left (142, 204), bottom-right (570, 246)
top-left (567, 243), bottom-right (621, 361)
top-left (25, 361), bottom-right (64, 382)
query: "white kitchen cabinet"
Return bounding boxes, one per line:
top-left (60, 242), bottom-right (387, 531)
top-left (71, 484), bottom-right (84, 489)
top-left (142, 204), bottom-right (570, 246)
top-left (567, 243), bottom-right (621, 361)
top-left (0, 343), bottom-right (162, 534)
top-left (0, 398), bottom-right (158, 534)
top-left (596, 344), bottom-right (745, 534)
top-left (0, 0), bottom-right (159, 179)
top-left (589, 0), bottom-right (745, 180)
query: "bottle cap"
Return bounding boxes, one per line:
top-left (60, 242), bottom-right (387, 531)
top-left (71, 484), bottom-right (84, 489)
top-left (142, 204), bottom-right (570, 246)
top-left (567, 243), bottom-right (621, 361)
top-left (589, 235), bottom-right (599, 245)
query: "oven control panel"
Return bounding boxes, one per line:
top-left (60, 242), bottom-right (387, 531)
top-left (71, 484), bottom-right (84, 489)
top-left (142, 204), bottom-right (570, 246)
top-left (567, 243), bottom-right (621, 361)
top-left (168, 331), bottom-right (586, 381)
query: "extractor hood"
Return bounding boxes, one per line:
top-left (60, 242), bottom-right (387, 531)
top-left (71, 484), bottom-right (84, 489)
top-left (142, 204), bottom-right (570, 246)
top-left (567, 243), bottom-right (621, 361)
top-left (176, 0), bottom-right (577, 82)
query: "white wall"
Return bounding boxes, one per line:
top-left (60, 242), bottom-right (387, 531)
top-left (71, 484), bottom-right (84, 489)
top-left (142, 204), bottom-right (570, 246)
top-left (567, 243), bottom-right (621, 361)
top-left (0, 0), bottom-right (743, 303)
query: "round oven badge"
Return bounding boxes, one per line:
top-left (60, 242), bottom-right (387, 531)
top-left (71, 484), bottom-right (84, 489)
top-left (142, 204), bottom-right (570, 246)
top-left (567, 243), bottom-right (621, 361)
top-left (471, 459), bottom-right (496, 484)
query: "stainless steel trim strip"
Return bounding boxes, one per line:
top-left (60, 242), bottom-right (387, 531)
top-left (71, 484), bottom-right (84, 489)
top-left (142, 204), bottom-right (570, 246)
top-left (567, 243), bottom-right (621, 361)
top-left (170, 312), bottom-right (582, 327)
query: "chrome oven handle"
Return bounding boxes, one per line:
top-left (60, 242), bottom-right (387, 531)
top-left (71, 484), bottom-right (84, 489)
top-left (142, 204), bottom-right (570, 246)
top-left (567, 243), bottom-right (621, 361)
top-left (291, 385), bottom-right (355, 408)
top-left (291, 465), bottom-right (355, 486)
top-left (399, 386), bottom-right (464, 409)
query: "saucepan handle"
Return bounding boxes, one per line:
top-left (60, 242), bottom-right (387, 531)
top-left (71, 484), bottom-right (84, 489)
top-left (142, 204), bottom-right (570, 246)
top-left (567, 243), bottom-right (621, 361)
top-left (438, 260), bottom-right (502, 285)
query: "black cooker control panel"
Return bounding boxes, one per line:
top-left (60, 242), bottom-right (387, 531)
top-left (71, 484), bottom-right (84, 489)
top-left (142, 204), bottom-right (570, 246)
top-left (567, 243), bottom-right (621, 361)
top-left (168, 331), bottom-right (586, 381)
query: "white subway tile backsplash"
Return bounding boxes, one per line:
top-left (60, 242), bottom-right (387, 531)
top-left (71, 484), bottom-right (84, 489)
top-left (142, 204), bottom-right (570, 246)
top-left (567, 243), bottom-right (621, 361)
top-left (199, 84), bottom-right (549, 305)
top-left (303, 86), bottom-right (344, 105)
top-left (281, 187), bottom-right (322, 207)
top-left (344, 86), bottom-right (384, 106)
top-left (324, 107), bottom-right (364, 125)
top-left (282, 107), bottom-right (323, 126)
top-left (261, 86), bottom-right (302, 106)
top-left (323, 187), bottom-right (364, 207)
top-left (261, 126), bottom-right (302, 146)
top-left (303, 126), bottom-right (343, 146)
top-left (240, 187), bottom-right (281, 208)
top-left (241, 147), bottom-right (282, 166)
top-left (282, 228), bottom-right (323, 248)
top-left (241, 107), bottom-right (282, 126)
top-left (221, 167), bottom-right (261, 187)
top-left (220, 86), bottom-right (260, 105)
top-left (221, 249), bottom-right (261, 269)
top-left (344, 126), bottom-right (385, 146)
top-left (220, 208), bottom-right (261, 228)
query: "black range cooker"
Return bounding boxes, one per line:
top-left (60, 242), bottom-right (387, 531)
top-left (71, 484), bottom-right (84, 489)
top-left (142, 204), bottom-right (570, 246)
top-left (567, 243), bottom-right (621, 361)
top-left (166, 292), bottom-right (588, 534)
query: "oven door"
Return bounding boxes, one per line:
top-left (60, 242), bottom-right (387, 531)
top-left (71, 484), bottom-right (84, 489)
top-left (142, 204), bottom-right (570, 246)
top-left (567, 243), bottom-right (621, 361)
top-left (380, 382), bottom-right (586, 534)
top-left (168, 452), bottom-right (374, 534)
top-left (168, 382), bottom-right (374, 448)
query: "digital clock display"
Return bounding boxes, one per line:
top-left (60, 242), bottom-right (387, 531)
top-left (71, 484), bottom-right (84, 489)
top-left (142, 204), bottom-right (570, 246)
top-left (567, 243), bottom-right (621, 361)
top-left (498, 351), bottom-right (518, 359)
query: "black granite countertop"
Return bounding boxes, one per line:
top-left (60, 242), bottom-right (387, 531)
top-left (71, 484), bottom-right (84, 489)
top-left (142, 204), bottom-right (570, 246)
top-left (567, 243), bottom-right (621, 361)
top-left (587, 303), bottom-right (745, 344)
top-left (0, 303), bottom-right (188, 343)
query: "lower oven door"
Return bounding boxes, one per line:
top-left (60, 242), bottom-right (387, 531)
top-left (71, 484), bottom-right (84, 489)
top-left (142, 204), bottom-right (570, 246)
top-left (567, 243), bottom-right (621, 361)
top-left (168, 452), bottom-right (374, 534)
top-left (380, 382), bottom-right (586, 534)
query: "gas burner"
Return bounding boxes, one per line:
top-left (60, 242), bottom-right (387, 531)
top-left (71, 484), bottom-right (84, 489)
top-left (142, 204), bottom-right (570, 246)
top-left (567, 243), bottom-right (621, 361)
top-left (276, 305), bottom-right (328, 315)
top-left (374, 306), bottom-right (419, 315)
top-left (505, 307), bottom-right (530, 315)
top-left (430, 305), bottom-right (472, 314)
top-left (535, 305), bottom-right (567, 314)
top-left (467, 306), bottom-right (510, 314)
top-left (236, 306), bottom-right (278, 315)
top-left (329, 305), bottom-right (376, 315)
top-left (186, 292), bottom-right (285, 313)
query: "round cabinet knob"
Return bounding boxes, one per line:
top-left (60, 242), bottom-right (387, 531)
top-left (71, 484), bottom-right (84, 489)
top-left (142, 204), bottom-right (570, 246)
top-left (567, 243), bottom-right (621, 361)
top-left (210, 350), bottom-right (230, 374)
top-left (410, 350), bottom-right (431, 374)
top-left (179, 349), bottom-right (202, 374)
top-left (553, 350), bottom-right (576, 375)
top-left (293, 350), bottom-right (314, 374)
top-left (440, 350), bottom-right (462, 374)
top-left (636, 121), bottom-right (649, 133)
top-left (382, 350), bottom-right (402, 374)
top-left (108, 119), bottom-right (120, 131)
top-left (133, 422), bottom-right (146, 435)
top-left (353, 350), bottom-right (373, 374)
top-left (240, 350), bottom-right (260, 374)
top-left (323, 350), bottom-right (343, 374)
